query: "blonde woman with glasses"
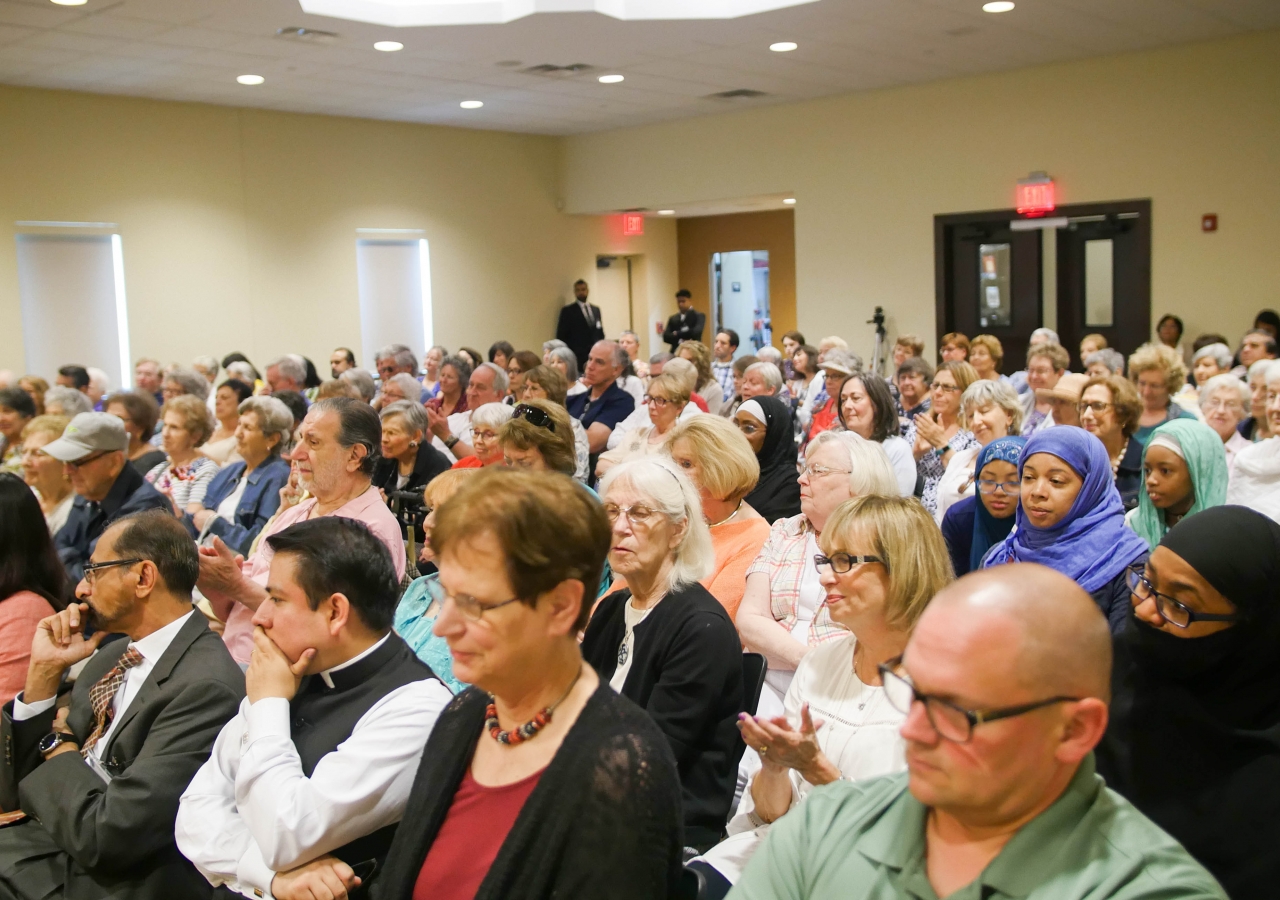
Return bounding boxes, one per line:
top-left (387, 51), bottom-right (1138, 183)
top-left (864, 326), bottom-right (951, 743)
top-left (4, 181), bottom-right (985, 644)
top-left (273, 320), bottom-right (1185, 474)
top-left (904, 360), bottom-right (980, 515)
top-left (594, 373), bottom-right (689, 479)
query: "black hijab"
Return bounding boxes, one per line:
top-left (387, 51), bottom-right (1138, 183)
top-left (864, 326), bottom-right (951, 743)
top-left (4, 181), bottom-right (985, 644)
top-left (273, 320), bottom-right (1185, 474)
top-left (741, 395), bottom-right (802, 524)
top-left (1097, 505), bottom-right (1280, 899)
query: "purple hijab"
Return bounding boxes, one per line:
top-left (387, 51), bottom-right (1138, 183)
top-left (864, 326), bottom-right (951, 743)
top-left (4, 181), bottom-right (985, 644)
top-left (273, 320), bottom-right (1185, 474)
top-left (983, 427), bottom-right (1149, 593)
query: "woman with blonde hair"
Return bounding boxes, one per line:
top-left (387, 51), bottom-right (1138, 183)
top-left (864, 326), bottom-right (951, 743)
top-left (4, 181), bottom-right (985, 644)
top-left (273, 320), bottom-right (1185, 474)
top-left (905, 359), bottom-right (980, 515)
top-left (582, 457), bottom-right (744, 852)
top-left (967, 334), bottom-right (1005, 382)
top-left (666, 415), bottom-right (770, 618)
top-left (1129, 342), bottom-right (1197, 445)
top-left (693, 494), bottom-right (953, 893)
top-left (18, 415), bottom-right (73, 533)
top-left (595, 373), bottom-right (689, 478)
top-left (678, 339), bottom-right (724, 414)
top-left (145, 394), bottom-right (218, 514)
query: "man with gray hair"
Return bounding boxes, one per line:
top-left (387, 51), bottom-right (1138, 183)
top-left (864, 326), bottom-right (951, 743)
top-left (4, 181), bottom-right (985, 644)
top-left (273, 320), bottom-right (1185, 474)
top-left (374, 344), bottom-right (419, 384)
top-left (733, 564), bottom-right (1226, 900)
top-left (264, 356), bottom-right (307, 396)
top-left (427, 362), bottom-right (507, 462)
top-left (339, 368), bottom-right (377, 403)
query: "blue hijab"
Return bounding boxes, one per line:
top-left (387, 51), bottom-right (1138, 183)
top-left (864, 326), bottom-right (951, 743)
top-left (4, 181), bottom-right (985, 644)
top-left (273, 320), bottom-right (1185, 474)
top-left (969, 437), bottom-right (1027, 573)
top-left (984, 427), bottom-right (1149, 593)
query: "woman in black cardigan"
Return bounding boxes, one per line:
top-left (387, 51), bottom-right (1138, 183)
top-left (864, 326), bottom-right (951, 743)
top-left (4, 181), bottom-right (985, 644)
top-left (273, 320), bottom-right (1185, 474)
top-left (371, 400), bottom-right (451, 541)
top-left (583, 457), bottom-right (745, 853)
top-left (372, 468), bottom-right (684, 900)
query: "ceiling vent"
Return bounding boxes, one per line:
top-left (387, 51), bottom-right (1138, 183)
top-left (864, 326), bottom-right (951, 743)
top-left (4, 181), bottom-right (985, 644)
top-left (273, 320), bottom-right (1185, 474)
top-left (520, 63), bottom-right (597, 77)
top-left (705, 88), bottom-right (769, 100)
top-left (276, 27), bottom-right (341, 44)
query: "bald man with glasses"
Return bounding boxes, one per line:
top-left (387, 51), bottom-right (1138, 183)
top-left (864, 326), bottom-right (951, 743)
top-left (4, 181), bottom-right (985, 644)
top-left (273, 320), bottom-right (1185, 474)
top-left (730, 564), bottom-right (1226, 900)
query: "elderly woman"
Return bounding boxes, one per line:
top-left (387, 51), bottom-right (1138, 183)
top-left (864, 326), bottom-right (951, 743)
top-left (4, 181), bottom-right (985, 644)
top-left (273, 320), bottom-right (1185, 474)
top-left (42, 386), bottom-right (92, 419)
top-left (0, 387), bottom-right (36, 475)
top-left (17, 376), bottom-right (47, 417)
top-left (18, 415), bottom-right (73, 533)
top-left (1097, 507), bottom-right (1280, 900)
top-left (145, 394), bottom-right (219, 513)
top-left (941, 436), bottom-right (1026, 576)
top-left (694, 495), bottom-right (953, 892)
top-left (967, 334), bottom-right (1005, 382)
top-left (161, 367), bottom-right (209, 405)
top-left (393, 468), bottom-right (476, 694)
top-left (375, 468), bottom-right (684, 899)
top-left (595, 373), bottom-right (689, 478)
top-left (520, 364), bottom-right (590, 481)
top-left (184, 395), bottom-right (293, 555)
top-left (1079, 373), bottom-right (1145, 510)
top-left (582, 457), bottom-right (743, 853)
top-left (1130, 342), bottom-right (1197, 444)
top-left (1080, 332), bottom-right (1107, 364)
top-left (677, 340), bottom-right (725, 415)
top-left (449, 402), bottom-right (513, 471)
top-left (372, 399), bottom-right (452, 540)
top-left (1021, 342), bottom-right (1070, 434)
top-left (378, 372), bottom-right (423, 408)
top-left (933, 378), bottom-right (1024, 521)
top-left (905, 360), bottom-right (980, 515)
top-left (984, 427), bottom-right (1150, 632)
top-left (422, 344), bottom-right (447, 398)
top-left (1239, 357), bottom-right (1274, 442)
top-left (740, 361), bottom-right (784, 402)
top-left (1128, 419), bottom-right (1228, 549)
top-left (499, 401), bottom-right (577, 477)
top-left (665, 416), bottom-right (769, 618)
top-left (1226, 361), bottom-right (1280, 521)
top-left (547, 346), bottom-right (585, 397)
top-left (1084, 348), bottom-right (1126, 379)
top-left (734, 396), bottom-right (800, 523)
top-left (426, 355), bottom-right (471, 417)
top-left (722, 355), bottom-right (758, 419)
top-left (1198, 374), bottom-right (1252, 470)
top-left (105, 390), bottom-right (166, 475)
top-left (833, 371), bottom-right (915, 496)
top-left (202, 378), bottom-right (253, 464)
top-left (737, 431), bottom-right (899, 718)
top-left (1190, 342), bottom-right (1234, 392)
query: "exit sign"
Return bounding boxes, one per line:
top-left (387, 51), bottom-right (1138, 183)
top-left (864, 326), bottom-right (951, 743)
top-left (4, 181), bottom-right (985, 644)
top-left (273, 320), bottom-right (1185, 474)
top-left (1016, 173), bottom-right (1056, 217)
top-left (622, 213), bottom-right (645, 236)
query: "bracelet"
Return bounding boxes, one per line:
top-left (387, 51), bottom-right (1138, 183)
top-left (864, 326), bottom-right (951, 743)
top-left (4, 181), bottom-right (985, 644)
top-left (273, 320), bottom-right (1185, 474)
top-left (444, 435), bottom-right (459, 449)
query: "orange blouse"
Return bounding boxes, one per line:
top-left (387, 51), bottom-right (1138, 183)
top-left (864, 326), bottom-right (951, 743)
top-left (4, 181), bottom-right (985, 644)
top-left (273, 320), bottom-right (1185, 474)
top-left (703, 517), bottom-right (771, 621)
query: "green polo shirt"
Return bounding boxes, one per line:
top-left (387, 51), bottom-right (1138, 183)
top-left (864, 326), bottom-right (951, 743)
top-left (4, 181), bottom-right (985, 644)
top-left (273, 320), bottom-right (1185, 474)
top-left (729, 755), bottom-right (1225, 900)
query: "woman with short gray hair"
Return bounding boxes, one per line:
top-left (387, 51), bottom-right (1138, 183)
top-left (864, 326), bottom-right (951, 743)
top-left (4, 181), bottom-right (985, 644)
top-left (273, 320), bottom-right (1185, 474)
top-left (547, 347), bottom-right (583, 396)
top-left (1084, 348), bottom-right (1126, 378)
top-left (41, 386), bottom-right (92, 418)
top-left (378, 372), bottom-right (423, 408)
top-left (372, 400), bottom-right (451, 540)
top-left (1199, 373), bottom-right (1252, 470)
top-left (449, 402), bottom-right (513, 470)
top-left (184, 395), bottom-right (293, 555)
top-left (933, 379), bottom-right (1024, 522)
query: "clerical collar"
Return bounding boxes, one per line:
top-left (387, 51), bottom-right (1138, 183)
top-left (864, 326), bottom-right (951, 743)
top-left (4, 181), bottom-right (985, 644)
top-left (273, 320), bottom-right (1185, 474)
top-left (319, 632), bottom-right (390, 689)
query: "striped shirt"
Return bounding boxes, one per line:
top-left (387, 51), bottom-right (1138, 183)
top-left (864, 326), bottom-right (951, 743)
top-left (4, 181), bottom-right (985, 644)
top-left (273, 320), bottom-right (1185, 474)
top-left (712, 361), bottom-right (736, 403)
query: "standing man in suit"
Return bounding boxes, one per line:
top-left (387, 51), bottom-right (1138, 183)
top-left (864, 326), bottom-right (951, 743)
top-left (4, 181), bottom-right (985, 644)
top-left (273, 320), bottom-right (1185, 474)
top-left (0, 510), bottom-right (245, 900)
top-left (659, 289), bottom-right (706, 352)
top-left (555, 280), bottom-right (605, 370)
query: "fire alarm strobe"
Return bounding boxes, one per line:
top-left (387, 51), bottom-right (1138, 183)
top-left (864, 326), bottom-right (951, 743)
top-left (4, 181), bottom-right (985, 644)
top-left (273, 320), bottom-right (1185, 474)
top-left (1202, 214), bottom-right (1218, 232)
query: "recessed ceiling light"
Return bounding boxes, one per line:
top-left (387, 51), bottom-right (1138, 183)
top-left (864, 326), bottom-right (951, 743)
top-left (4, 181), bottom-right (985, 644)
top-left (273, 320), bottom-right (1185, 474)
top-left (982, 1), bottom-right (1014, 11)
top-left (598, 74), bottom-right (625, 84)
top-left (236, 74), bottom-right (265, 85)
top-left (373, 40), bottom-right (404, 51)
top-left (658, 209), bottom-right (675, 215)
top-left (50, 0), bottom-right (88, 5)
top-left (460, 100), bottom-right (484, 109)
top-left (783, 197), bottom-right (796, 205)
top-left (769, 41), bottom-right (798, 52)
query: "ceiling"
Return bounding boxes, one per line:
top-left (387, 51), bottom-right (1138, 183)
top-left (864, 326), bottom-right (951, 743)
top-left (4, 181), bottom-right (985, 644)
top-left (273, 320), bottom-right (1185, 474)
top-left (0, 0), bottom-right (1275, 136)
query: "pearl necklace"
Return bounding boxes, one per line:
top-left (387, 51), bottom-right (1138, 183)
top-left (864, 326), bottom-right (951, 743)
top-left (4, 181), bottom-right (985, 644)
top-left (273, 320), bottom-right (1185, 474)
top-left (1110, 438), bottom-right (1129, 476)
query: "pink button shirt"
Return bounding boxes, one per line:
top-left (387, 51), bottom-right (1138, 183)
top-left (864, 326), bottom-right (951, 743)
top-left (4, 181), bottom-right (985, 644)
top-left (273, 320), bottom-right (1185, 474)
top-left (222, 485), bottom-right (407, 664)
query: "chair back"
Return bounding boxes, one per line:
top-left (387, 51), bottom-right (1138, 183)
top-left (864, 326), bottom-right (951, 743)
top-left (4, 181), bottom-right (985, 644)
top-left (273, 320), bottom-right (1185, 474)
top-left (741, 651), bottom-right (767, 717)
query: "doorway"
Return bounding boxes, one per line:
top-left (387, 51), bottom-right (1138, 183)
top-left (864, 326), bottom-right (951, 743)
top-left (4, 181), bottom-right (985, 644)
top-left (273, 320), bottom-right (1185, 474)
top-left (935, 199), bottom-right (1152, 372)
top-left (711, 250), bottom-right (771, 356)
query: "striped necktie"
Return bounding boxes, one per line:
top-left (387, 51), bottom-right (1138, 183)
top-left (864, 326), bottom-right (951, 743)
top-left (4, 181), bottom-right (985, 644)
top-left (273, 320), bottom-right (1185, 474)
top-left (81, 646), bottom-right (144, 758)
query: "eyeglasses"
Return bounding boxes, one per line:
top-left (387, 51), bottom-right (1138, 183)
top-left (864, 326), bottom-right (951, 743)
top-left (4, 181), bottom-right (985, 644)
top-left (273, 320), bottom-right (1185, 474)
top-left (1200, 398), bottom-right (1242, 413)
top-left (603, 503), bottom-right (663, 528)
top-left (645, 395), bottom-right (672, 408)
top-left (814, 552), bottom-right (883, 574)
top-left (66, 451), bottom-right (112, 470)
top-left (1076, 400), bottom-right (1113, 415)
top-left (512, 404), bottom-right (555, 432)
top-left (799, 463), bottom-right (851, 479)
top-left (1125, 566), bottom-right (1241, 629)
top-left (472, 429), bottom-right (499, 443)
top-left (879, 660), bottom-right (1080, 743)
top-left (930, 382), bottom-right (961, 394)
top-left (432, 581), bottom-right (524, 621)
top-left (82, 557), bottom-right (143, 585)
top-left (976, 478), bottom-right (1020, 495)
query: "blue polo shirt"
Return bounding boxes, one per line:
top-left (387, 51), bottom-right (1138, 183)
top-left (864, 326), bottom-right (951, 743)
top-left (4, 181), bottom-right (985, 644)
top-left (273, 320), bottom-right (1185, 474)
top-left (566, 382), bottom-right (635, 432)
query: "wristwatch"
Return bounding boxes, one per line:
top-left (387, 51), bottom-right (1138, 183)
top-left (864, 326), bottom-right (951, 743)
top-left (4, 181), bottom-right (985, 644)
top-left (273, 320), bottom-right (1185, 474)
top-left (444, 435), bottom-right (460, 450)
top-left (38, 732), bottom-right (76, 757)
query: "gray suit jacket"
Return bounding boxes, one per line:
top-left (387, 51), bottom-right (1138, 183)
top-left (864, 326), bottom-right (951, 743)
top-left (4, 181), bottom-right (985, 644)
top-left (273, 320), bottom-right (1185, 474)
top-left (0, 611), bottom-right (245, 900)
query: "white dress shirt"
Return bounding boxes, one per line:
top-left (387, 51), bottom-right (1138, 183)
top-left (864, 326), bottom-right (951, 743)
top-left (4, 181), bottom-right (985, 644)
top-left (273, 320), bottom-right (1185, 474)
top-left (175, 636), bottom-right (451, 899)
top-left (13, 610), bottom-right (196, 761)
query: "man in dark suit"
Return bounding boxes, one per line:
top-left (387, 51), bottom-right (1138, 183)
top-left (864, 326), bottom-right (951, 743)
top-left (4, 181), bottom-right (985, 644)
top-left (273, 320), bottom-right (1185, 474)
top-left (660, 289), bottom-right (706, 352)
top-left (0, 511), bottom-right (245, 900)
top-left (555, 280), bottom-right (605, 370)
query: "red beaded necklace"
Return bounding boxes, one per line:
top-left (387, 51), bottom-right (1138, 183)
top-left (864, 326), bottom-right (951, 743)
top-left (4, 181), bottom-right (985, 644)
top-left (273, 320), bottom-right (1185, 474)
top-left (486, 666), bottom-right (582, 746)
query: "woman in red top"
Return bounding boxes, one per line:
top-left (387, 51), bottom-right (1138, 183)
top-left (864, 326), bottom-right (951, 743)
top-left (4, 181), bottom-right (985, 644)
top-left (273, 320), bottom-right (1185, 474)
top-left (373, 469), bottom-right (684, 900)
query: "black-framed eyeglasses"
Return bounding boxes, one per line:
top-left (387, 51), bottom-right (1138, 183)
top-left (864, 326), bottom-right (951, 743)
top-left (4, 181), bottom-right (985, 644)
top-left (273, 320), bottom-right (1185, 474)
top-left (878, 659), bottom-right (1080, 743)
top-left (814, 552), bottom-right (884, 574)
top-left (976, 478), bottom-right (1020, 495)
top-left (512, 404), bottom-right (555, 432)
top-left (1077, 400), bottom-right (1114, 415)
top-left (66, 451), bottom-right (112, 470)
top-left (1125, 565), bottom-right (1241, 629)
top-left (82, 557), bottom-right (144, 585)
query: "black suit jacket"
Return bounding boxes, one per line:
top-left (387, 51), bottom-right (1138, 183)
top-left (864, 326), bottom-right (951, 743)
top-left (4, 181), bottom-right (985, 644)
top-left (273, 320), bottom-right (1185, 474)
top-left (0, 611), bottom-right (245, 900)
top-left (54, 465), bottom-right (171, 584)
top-left (662, 309), bottom-right (706, 351)
top-left (555, 302), bottom-right (605, 369)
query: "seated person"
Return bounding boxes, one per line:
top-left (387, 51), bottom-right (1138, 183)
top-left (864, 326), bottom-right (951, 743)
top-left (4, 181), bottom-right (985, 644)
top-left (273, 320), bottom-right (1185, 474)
top-left (516, 365), bottom-right (590, 481)
top-left (731, 564), bottom-right (1226, 900)
top-left (582, 458), bottom-right (744, 853)
top-left (45, 412), bottom-right (170, 583)
top-left (565, 341), bottom-right (636, 476)
top-left (0, 511), bottom-right (245, 899)
top-left (185, 396), bottom-right (294, 556)
top-left (176, 518), bottom-right (451, 900)
top-left (426, 364), bottom-right (507, 462)
top-left (371, 400), bottom-right (451, 541)
top-left (373, 468), bottom-right (684, 899)
top-left (102, 391), bottom-right (165, 476)
top-left (446, 403), bottom-right (512, 470)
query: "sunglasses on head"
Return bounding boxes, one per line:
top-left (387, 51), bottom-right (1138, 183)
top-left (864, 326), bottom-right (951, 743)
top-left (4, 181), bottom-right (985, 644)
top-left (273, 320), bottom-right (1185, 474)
top-left (512, 404), bottom-right (555, 432)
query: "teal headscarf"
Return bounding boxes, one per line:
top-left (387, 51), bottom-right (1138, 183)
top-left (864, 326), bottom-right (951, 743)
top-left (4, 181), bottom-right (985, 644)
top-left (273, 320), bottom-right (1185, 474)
top-left (1131, 418), bottom-right (1228, 549)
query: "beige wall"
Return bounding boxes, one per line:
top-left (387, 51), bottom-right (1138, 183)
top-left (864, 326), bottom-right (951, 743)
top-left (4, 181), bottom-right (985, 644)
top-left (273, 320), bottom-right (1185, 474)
top-left (562, 30), bottom-right (1280, 361)
top-left (0, 85), bottom-right (675, 381)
